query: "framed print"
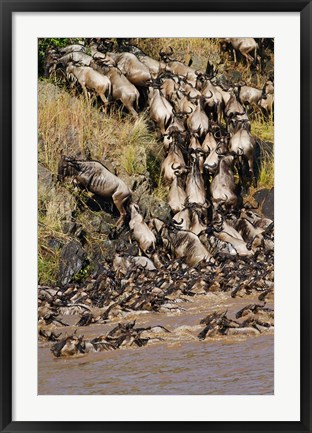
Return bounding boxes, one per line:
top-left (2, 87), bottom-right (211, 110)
top-left (1, 0), bottom-right (311, 432)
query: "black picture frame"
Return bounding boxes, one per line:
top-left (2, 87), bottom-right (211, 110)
top-left (1, 0), bottom-right (311, 432)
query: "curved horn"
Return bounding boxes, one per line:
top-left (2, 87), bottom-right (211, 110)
top-left (172, 217), bottom-right (184, 226)
top-left (205, 162), bottom-right (217, 169)
top-left (186, 106), bottom-right (193, 114)
top-left (204, 90), bottom-right (213, 99)
top-left (171, 162), bottom-right (181, 171)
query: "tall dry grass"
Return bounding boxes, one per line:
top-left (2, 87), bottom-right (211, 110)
top-left (251, 111), bottom-right (274, 143)
top-left (132, 38), bottom-right (221, 64)
top-left (257, 143), bottom-right (274, 190)
top-left (38, 82), bottom-right (159, 175)
top-left (250, 112), bottom-right (274, 190)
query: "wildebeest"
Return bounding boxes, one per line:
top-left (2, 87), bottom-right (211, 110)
top-left (99, 51), bottom-right (152, 87)
top-left (185, 155), bottom-right (206, 205)
top-left (147, 86), bottom-right (174, 134)
top-left (196, 75), bottom-right (224, 124)
top-left (129, 203), bottom-right (157, 255)
top-left (228, 124), bottom-right (256, 187)
top-left (210, 154), bottom-right (239, 213)
top-left (224, 91), bottom-right (249, 133)
top-left (151, 218), bottom-right (212, 266)
top-left (58, 156), bottom-right (131, 226)
top-left (57, 51), bottom-right (93, 68)
top-left (159, 47), bottom-right (198, 87)
top-left (59, 44), bottom-right (86, 56)
top-left (91, 58), bottom-right (140, 116)
top-left (168, 166), bottom-right (187, 214)
top-left (203, 133), bottom-right (228, 175)
top-left (186, 96), bottom-right (210, 140)
top-left (66, 62), bottom-right (111, 112)
top-left (161, 139), bottom-right (186, 185)
top-left (221, 38), bottom-right (259, 66)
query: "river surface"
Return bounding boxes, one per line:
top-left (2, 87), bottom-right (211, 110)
top-left (38, 293), bottom-right (274, 395)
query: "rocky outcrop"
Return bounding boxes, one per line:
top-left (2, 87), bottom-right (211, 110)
top-left (253, 188), bottom-right (274, 220)
top-left (57, 240), bottom-right (88, 286)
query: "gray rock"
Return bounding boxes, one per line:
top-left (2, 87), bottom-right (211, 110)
top-left (253, 187), bottom-right (274, 220)
top-left (57, 240), bottom-right (88, 286)
top-left (126, 243), bottom-right (140, 256)
top-left (262, 188), bottom-right (274, 220)
top-left (52, 186), bottom-right (77, 221)
top-left (47, 237), bottom-right (63, 250)
top-left (78, 210), bottom-right (114, 235)
top-left (189, 54), bottom-right (207, 72)
top-left (131, 174), bottom-right (151, 198)
top-left (253, 188), bottom-right (270, 206)
top-left (150, 199), bottom-right (171, 220)
top-left (62, 221), bottom-right (82, 236)
top-left (225, 69), bottom-right (242, 84)
top-left (101, 240), bottom-right (121, 261)
top-left (38, 164), bottom-right (53, 189)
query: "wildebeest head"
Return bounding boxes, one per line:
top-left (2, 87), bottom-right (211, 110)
top-left (43, 48), bottom-right (59, 78)
top-left (97, 39), bottom-right (114, 53)
top-left (57, 155), bottom-right (78, 181)
top-left (159, 46), bottom-right (174, 63)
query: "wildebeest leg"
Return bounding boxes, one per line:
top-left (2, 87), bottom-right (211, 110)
top-left (217, 103), bottom-right (223, 125)
top-left (122, 97), bottom-right (138, 117)
top-left (112, 191), bottom-right (128, 226)
top-left (244, 48), bottom-right (255, 65)
top-left (248, 156), bottom-right (256, 188)
top-left (99, 93), bottom-right (108, 114)
top-left (233, 48), bottom-right (237, 65)
top-left (129, 96), bottom-right (139, 117)
top-left (236, 157), bottom-right (244, 180)
top-left (241, 51), bottom-right (251, 66)
top-left (80, 82), bottom-right (89, 101)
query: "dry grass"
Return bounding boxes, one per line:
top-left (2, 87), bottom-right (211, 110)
top-left (38, 248), bottom-right (61, 286)
top-left (132, 37), bottom-right (221, 67)
top-left (257, 144), bottom-right (274, 190)
top-left (251, 111), bottom-right (274, 143)
top-left (38, 82), bottom-right (159, 175)
top-left (38, 181), bottom-right (74, 284)
top-left (250, 112), bottom-right (274, 190)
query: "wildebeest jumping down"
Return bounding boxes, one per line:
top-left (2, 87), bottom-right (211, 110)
top-left (58, 155), bottom-right (132, 226)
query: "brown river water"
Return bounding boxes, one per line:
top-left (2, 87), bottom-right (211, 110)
top-left (38, 292), bottom-right (274, 395)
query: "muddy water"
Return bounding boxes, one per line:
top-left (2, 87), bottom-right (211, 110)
top-left (38, 293), bottom-right (274, 395)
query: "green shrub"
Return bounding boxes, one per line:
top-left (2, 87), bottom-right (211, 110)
top-left (38, 38), bottom-right (84, 76)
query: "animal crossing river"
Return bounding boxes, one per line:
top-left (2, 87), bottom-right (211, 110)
top-left (38, 292), bottom-right (273, 395)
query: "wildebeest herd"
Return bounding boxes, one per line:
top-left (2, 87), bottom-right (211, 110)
top-left (40, 38), bottom-right (274, 358)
